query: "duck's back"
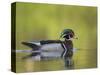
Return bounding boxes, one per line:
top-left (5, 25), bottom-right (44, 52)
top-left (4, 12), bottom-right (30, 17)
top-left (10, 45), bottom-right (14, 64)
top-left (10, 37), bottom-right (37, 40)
top-left (40, 40), bottom-right (62, 45)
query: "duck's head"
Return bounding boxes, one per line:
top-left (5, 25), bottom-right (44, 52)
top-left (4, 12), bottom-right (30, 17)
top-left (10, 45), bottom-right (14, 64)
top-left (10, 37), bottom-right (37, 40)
top-left (60, 29), bottom-right (75, 40)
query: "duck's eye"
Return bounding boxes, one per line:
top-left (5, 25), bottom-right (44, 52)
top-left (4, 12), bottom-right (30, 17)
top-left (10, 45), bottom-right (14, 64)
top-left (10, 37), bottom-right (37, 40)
top-left (64, 35), bottom-right (69, 39)
top-left (69, 34), bottom-right (73, 38)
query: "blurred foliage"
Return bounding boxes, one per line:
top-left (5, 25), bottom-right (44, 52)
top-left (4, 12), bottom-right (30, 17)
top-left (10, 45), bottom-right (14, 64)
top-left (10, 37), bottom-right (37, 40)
top-left (16, 2), bottom-right (97, 50)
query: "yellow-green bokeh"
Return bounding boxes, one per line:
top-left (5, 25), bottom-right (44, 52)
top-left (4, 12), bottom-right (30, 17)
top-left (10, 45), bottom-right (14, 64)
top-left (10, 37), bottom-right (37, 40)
top-left (15, 2), bottom-right (97, 72)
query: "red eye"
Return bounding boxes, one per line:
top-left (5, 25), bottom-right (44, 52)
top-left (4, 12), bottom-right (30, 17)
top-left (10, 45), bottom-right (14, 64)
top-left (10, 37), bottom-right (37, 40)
top-left (70, 34), bottom-right (73, 38)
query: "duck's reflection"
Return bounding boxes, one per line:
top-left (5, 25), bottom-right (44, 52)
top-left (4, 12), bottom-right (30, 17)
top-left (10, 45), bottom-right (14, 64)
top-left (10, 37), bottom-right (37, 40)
top-left (64, 58), bottom-right (74, 69)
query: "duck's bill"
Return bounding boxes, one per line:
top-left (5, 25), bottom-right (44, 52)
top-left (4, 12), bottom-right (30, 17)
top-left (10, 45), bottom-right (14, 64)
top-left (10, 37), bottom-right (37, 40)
top-left (73, 37), bottom-right (78, 39)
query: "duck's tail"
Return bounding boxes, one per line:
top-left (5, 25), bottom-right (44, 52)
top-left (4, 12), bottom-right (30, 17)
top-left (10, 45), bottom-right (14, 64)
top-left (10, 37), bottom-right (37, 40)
top-left (22, 42), bottom-right (40, 50)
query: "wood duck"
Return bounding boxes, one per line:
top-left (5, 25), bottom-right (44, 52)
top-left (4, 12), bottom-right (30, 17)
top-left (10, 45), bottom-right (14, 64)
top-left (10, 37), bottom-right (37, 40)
top-left (22, 29), bottom-right (75, 63)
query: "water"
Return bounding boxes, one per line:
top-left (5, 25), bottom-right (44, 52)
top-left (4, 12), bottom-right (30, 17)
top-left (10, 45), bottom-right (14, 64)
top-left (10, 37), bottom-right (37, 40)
top-left (16, 49), bottom-right (97, 73)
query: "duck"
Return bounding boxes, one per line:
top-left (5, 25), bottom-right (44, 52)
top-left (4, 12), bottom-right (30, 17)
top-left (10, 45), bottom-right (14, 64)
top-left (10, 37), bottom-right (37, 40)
top-left (22, 29), bottom-right (75, 65)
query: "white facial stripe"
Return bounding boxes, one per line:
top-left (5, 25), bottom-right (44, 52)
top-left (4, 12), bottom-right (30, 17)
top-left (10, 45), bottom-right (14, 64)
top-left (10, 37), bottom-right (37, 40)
top-left (69, 35), bottom-right (71, 39)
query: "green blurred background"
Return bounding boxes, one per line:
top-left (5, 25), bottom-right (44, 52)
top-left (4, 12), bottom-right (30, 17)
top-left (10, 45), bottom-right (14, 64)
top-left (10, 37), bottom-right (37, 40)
top-left (15, 2), bottom-right (97, 72)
